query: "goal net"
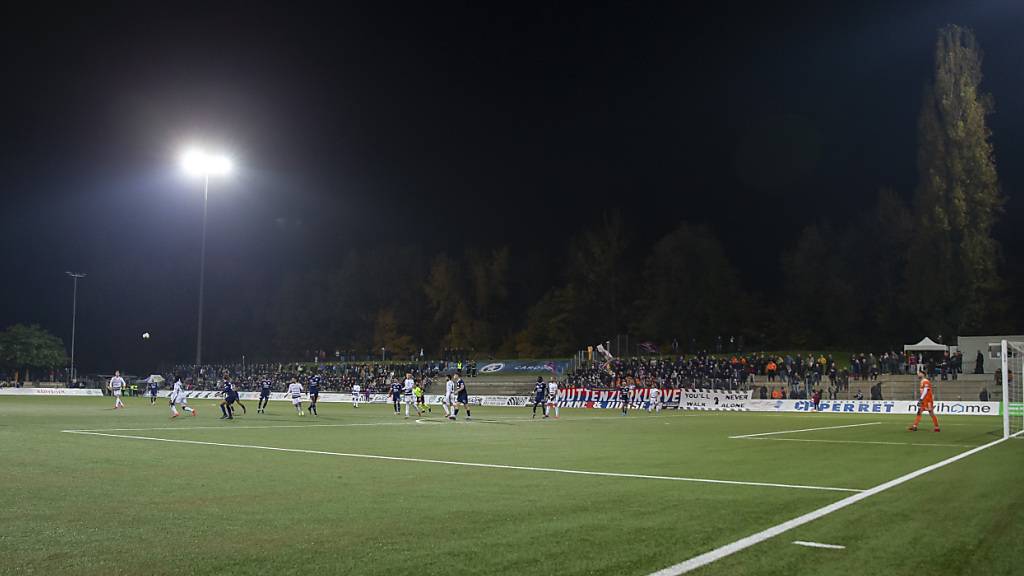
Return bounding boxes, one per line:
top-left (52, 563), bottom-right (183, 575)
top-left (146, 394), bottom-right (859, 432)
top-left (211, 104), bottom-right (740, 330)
top-left (1001, 340), bottom-right (1024, 439)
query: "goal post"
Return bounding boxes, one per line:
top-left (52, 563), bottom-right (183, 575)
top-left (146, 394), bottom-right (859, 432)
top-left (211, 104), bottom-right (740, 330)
top-left (1002, 340), bottom-right (1024, 439)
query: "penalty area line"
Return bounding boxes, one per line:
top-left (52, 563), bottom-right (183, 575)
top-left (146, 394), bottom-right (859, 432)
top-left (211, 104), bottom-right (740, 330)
top-left (735, 436), bottom-right (975, 449)
top-left (793, 541), bottom-right (845, 550)
top-left (729, 421), bottom-right (881, 439)
top-left (647, 432), bottom-right (1013, 575)
top-left (61, 430), bottom-right (862, 493)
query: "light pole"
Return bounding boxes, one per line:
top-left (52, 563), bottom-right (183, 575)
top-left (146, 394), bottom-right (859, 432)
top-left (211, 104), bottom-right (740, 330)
top-left (180, 148), bottom-right (232, 381)
top-left (65, 271), bottom-right (86, 386)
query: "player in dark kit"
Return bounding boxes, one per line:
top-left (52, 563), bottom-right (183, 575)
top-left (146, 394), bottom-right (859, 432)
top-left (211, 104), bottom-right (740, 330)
top-left (619, 385), bottom-right (630, 416)
top-left (257, 379), bottom-right (272, 413)
top-left (148, 381), bottom-right (159, 405)
top-left (308, 374), bottom-right (321, 416)
top-left (452, 373), bottom-right (471, 420)
top-left (219, 381), bottom-right (237, 419)
top-left (233, 385), bottom-right (247, 415)
top-left (532, 376), bottom-right (547, 419)
top-left (391, 380), bottom-right (402, 415)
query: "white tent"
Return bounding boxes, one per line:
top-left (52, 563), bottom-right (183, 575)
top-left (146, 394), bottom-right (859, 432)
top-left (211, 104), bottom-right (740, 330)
top-left (903, 337), bottom-right (948, 352)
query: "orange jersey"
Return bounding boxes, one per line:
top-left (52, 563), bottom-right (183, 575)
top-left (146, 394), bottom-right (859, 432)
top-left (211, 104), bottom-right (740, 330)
top-left (919, 378), bottom-right (933, 404)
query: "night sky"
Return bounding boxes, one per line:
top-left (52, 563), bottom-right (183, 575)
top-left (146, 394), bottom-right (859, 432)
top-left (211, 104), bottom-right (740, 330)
top-left (2, 1), bottom-right (1023, 372)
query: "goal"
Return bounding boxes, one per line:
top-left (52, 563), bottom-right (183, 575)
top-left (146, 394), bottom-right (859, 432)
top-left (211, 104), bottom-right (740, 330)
top-left (1001, 340), bottom-right (1024, 439)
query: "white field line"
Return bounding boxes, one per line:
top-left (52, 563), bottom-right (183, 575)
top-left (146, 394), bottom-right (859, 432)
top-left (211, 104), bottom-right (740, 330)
top-left (648, 433), bottom-right (1012, 575)
top-left (63, 422), bottom-right (412, 433)
top-left (729, 421), bottom-right (882, 439)
top-left (62, 430), bottom-right (863, 493)
top-left (737, 437), bottom-right (975, 449)
top-left (792, 541), bottom-right (845, 550)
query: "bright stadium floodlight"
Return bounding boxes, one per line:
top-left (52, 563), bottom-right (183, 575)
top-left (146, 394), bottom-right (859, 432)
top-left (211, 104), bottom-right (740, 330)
top-left (178, 145), bottom-right (234, 381)
top-left (180, 147), bottom-right (233, 177)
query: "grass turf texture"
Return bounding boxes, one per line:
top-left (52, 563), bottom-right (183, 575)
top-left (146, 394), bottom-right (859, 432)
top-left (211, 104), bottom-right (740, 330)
top-left (0, 397), bottom-right (1020, 576)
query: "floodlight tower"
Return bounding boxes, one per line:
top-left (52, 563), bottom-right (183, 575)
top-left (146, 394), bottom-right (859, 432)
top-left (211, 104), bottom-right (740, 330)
top-left (180, 148), bottom-right (233, 379)
top-left (65, 271), bottom-right (87, 385)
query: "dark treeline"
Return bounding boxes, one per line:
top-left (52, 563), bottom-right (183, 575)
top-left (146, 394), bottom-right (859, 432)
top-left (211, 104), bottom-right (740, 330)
top-left (196, 25), bottom-right (1015, 362)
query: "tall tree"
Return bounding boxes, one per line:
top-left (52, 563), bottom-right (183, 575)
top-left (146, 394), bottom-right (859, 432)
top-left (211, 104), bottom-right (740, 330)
top-left (780, 224), bottom-right (858, 346)
top-left (564, 211), bottom-right (629, 341)
top-left (0, 324), bottom-right (67, 381)
top-left (907, 25), bottom-right (1003, 336)
top-left (631, 223), bottom-right (749, 348)
top-left (513, 213), bottom-right (629, 356)
top-left (373, 307), bottom-right (416, 358)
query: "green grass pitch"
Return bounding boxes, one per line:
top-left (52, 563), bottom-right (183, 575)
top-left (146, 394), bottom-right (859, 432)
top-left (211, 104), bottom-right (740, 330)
top-left (1, 396), bottom-right (1021, 576)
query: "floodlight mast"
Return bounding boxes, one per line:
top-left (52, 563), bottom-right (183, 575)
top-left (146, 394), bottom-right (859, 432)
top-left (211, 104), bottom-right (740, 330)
top-left (65, 271), bottom-right (87, 385)
top-left (179, 148), bottom-right (232, 383)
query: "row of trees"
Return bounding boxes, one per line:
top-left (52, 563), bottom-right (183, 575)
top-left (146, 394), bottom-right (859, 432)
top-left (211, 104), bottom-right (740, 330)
top-left (0, 324), bottom-right (67, 381)
top-left (7, 26), bottom-right (1005, 368)
top-left (219, 25), bottom-right (1005, 361)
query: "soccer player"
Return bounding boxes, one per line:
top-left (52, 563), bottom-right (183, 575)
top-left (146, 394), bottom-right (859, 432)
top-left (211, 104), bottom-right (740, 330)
top-left (231, 380), bottom-right (247, 415)
top-left (452, 373), bottom-right (471, 420)
top-left (288, 380), bottom-right (305, 416)
top-left (619, 385), bottom-right (630, 416)
top-left (909, 368), bottom-right (940, 432)
top-left (219, 380), bottom-right (238, 419)
top-left (442, 375), bottom-right (455, 418)
top-left (169, 376), bottom-right (196, 418)
top-left (547, 377), bottom-right (560, 419)
top-left (390, 379), bottom-right (403, 415)
top-left (648, 386), bottom-right (661, 413)
top-left (413, 379), bottom-right (431, 414)
top-left (148, 380), bottom-right (159, 405)
top-left (351, 383), bottom-right (362, 408)
top-left (531, 376), bottom-right (547, 419)
top-left (108, 371), bottom-right (126, 409)
top-left (308, 373), bottom-right (321, 416)
top-left (402, 373), bottom-right (421, 418)
top-left (258, 378), bottom-right (272, 414)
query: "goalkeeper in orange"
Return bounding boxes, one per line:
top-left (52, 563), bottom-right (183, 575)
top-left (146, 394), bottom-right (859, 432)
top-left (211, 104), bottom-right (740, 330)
top-left (908, 368), bottom-right (940, 432)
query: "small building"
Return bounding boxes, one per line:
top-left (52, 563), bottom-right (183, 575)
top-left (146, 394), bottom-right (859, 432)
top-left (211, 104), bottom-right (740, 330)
top-left (955, 335), bottom-right (1024, 374)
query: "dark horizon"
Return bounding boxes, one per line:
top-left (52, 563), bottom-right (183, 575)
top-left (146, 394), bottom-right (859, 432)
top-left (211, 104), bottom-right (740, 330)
top-left (2, 1), bottom-right (1023, 373)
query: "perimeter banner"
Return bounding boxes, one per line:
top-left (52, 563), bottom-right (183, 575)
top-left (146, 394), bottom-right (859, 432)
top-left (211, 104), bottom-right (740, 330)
top-left (476, 360), bottom-right (570, 375)
top-left (746, 399), bottom-right (1000, 416)
top-left (0, 387), bottom-right (103, 396)
top-left (554, 388), bottom-right (752, 410)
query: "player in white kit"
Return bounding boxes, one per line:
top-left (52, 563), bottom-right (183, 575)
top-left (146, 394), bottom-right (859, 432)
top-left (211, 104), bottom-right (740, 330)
top-left (547, 377), bottom-right (559, 419)
top-left (169, 377), bottom-right (196, 418)
top-left (351, 383), bottom-right (361, 408)
top-left (108, 371), bottom-right (126, 409)
top-left (288, 381), bottom-right (305, 415)
top-left (442, 375), bottom-right (455, 418)
top-left (648, 386), bottom-right (662, 413)
top-left (402, 373), bottom-right (421, 418)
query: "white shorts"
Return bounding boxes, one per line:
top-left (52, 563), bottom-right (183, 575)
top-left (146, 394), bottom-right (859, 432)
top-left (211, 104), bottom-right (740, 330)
top-left (172, 395), bottom-right (188, 405)
top-left (113, 390), bottom-right (122, 397)
top-left (442, 394), bottom-right (453, 405)
top-left (291, 396), bottom-right (302, 406)
top-left (404, 394), bottom-right (415, 404)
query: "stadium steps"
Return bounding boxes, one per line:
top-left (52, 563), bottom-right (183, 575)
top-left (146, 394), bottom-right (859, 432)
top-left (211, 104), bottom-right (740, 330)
top-left (823, 374), bottom-right (997, 401)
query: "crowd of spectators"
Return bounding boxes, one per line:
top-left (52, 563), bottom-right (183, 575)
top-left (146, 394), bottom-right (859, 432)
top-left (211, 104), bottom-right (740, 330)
top-left (565, 350), bottom-right (966, 394)
top-left (167, 361), bottom-right (460, 393)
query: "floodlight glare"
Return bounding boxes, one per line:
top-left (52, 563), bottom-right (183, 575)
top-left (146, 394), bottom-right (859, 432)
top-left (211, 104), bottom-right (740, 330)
top-left (180, 147), bottom-right (233, 177)
top-left (177, 142), bottom-right (237, 374)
